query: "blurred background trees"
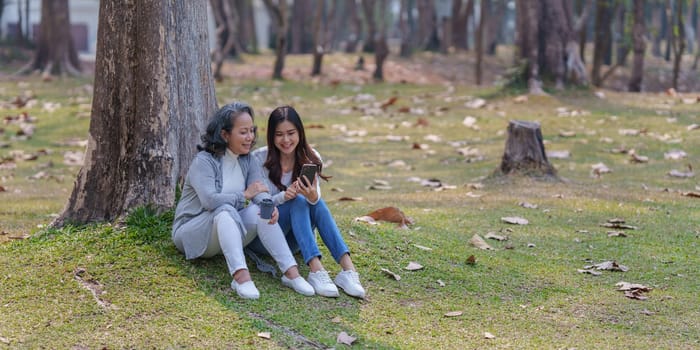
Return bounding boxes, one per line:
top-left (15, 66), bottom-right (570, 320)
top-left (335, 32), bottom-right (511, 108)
top-left (1, 0), bottom-right (699, 91)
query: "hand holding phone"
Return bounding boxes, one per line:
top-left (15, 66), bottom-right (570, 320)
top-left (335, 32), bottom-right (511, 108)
top-left (300, 163), bottom-right (318, 186)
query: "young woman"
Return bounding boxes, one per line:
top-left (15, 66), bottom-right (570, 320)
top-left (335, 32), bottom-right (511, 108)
top-left (171, 102), bottom-right (314, 299)
top-left (250, 106), bottom-right (365, 298)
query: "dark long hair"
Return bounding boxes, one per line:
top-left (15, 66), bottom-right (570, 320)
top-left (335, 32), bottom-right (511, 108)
top-left (264, 105), bottom-right (329, 190)
top-left (198, 101), bottom-right (257, 156)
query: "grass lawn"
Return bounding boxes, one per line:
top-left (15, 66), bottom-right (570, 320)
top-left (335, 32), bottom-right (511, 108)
top-left (1, 55), bottom-right (699, 349)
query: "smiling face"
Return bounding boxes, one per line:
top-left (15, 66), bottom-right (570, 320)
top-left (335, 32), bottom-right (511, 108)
top-left (273, 120), bottom-right (299, 157)
top-left (222, 112), bottom-right (255, 155)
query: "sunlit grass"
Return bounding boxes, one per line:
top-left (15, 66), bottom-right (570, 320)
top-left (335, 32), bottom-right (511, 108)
top-left (1, 57), bottom-right (699, 348)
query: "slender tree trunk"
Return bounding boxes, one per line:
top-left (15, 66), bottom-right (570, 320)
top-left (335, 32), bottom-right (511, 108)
top-left (416, 0), bottom-right (436, 50)
top-left (53, 1), bottom-right (216, 227)
top-left (592, 0), bottom-right (613, 86)
top-left (452, 0), bottom-right (469, 50)
top-left (694, 0), bottom-right (700, 69)
top-left (651, 2), bottom-right (663, 56)
top-left (371, 0), bottom-right (388, 81)
top-left (485, 0), bottom-right (507, 55)
top-left (263, 0), bottom-right (288, 80)
top-left (310, 0), bottom-right (324, 76)
top-left (210, 0), bottom-right (240, 81)
top-left (18, 0), bottom-right (81, 76)
top-left (664, 0), bottom-right (672, 61)
top-left (362, 0), bottom-right (377, 52)
top-left (476, 0), bottom-right (485, 84)
top-left (399, 0), bottom-right (414, 57)
top-left (614, 1), bottom-right (629, 66)
top-left (670, 0), bottom-right (685, 90)
top-left (234, 0), bottom-right (257, 53)
top-left (628, 0), bottom-right (646, 92)
top-left (345, 0), bottom-right (362, 53)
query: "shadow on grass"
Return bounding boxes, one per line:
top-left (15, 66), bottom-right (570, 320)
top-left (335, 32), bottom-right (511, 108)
top-left (123, 206), bottom-right (396, 349)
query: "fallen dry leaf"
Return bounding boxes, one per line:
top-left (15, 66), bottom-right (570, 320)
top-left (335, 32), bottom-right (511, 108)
top-left (547, 150), bottom-right (571, 159)
top-left (465, 98), bottom-right (486, 109)
top-left (578, 269), bottom-right (603, 276)
top-left (413, 244), bottom-right (433, 251)
top-left (668, 166), bottom-right (694, 178)
top-left (466, 255), bottom-right (476, 265)
top-left (444, 311), bottom-right (463, 317)
top-left (437, 279), bottom-right (446, 287)
top-left (405, 262), bottom-right (423, 271)
top-left (331, 316), bottom-right (342, 323)
top-left (338, 196), bottom-right (363, 201)
top-left (513, 95), bottom-right (528, 103)
top-left (353, 215), bottom-right (378, 225)
top-left (366, 206), bottom-right (414, 228)
top-left (607, 231), bottom-right (628, 237)
top-left (501, 216), bottom-right (529, 225)
top-left (681, 191), bottom-right (700, 198)
top-left (484, 332), bottom-right (496, 339)
top-left (257, 332), bottom-right (271, 339)
top-left (584, 260), bottom-right (629, 272)
top-left (519, 201), bottom-right (538, 209)
top-left (469, 234), bottom-right (494, 250)
top-left (485, 232), bottom-right (508, 241)
top-left (616, 281), bottom-right (652, 300)
top-left (664, 150), bottom-right (687, 160)
top-left (337, 332), bottom-right (356, 346)
top-left (380, 268), bottom-right (401, 281)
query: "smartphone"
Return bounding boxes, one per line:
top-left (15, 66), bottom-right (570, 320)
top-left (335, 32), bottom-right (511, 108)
top-left (300, 163), bottom-right (318, 186)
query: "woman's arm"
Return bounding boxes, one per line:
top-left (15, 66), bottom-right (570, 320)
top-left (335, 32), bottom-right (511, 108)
top-left (188, 155), bottom-right (245, 210)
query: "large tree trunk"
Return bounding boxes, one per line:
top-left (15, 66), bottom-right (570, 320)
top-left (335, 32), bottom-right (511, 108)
top-left (496, 120), bottom-right (558, 179)
top-left (371, 0), bottom-right (389, 81)
top-left (485, 0), bottom-right (507, 55)
top-left (651, 2), bottom-right (664, 57)
top-left (614, 1), bottom-right (630, 66)
top-left (290, 0), bottom-right (313, 53)
top-left (53, 1), bottom-right (216, 227)
top-left (19, 0), bottom-right (81, 77)
top-left (516, 0), bottom-right (587, 91)
top-left (310, 0), bottom-right (325, 76)
top-left (592, 0), bottom-right (613, 87)
top-left (399, 0), bottom-right (414, 57)
top-left (234, 0), bottom-right (258, 53)
top-left (628, 0), bottom-right (646, 92)
top-left (416, 0), bottom-right (436, 50)
top-left (263, 0), bottom-right (288, 80)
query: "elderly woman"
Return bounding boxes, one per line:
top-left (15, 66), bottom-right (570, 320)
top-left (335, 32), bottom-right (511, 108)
top-left (172, 102), bottom-right (314, 299)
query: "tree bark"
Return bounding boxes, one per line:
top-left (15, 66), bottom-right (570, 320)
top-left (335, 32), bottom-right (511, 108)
top-left (234, 0), bottom-right (258, 53)
top-left (18, 0), bottom-right (81, 76)
top-left (399, 0), bottom-right (414, 57)
top-left (614, 1), bottom-right (629, 66)
top-left (310, 0), bottom-right (325, 76)
top-left (416, 0), bottom-right (436, 50)
top-left (592, 0), bottom-right (613, 87)
top-left (210, 0), bottom-right (240, 82)
top-left (694, 0), bottom-right (700, 69)
top-left (485, 0), bottom-right (507, 55)
top-left (53, 1), bottom-right (216, 226)
top-left (496, 120), bottom-right (558, 179)
top-left (263, 0), bottom-right (288, 80)
top-left (476, 0), bottom-right (485, 85)
top-left (290, 0), bottom-right (313, 53)
top-left (372, 0), bottom-right (389, 81)
top-left (628, 0), bottom-right (646, 92)
top-left (362, 0), bottom-right (377, 52)
top-left (344, 0), bottom-right (362, 53)
top-left (651, 2), bottom-right (663, 56)
top-left (670, 0), bottom-right (685, 90)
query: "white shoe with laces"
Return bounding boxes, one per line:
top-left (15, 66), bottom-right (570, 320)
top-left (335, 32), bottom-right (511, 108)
top-left (281, 275), bottom-right (315, 296)
top-left (334, 270), bottom-right (366, 299)
top-left (231, 280), bottom-right (260, 299)
top-left (307, 270), bottom-right (340, 297)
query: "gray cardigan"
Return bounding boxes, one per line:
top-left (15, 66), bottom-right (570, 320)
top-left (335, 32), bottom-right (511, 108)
top-left (251, 146), bottom-right (322, 207)
top-left (172, 150), bottom-right (270, 260)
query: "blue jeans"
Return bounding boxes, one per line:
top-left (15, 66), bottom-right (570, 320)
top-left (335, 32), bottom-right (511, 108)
top-left (248, 195), bottom-right (349, 265)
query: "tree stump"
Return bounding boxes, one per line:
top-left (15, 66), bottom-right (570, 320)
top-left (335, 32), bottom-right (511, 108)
top-left (496, 120), bottom-right (558, 179)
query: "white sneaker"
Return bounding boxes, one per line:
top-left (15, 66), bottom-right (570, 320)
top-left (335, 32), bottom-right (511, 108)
top-left (231, 280), bottom-right (260, 299)
top-left (307, 270), bottom-right (340, 297)
top-left (334, 270), bottom-right (366, 299)
top-left (281, 275), bottom-right (315, 296)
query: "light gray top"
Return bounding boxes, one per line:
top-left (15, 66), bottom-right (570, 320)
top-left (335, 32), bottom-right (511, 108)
top-left (171, 150), bottom-right (270, 259)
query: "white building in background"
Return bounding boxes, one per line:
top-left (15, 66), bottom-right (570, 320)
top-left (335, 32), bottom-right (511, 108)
top-left (1, 0), bottom-right (270, 56)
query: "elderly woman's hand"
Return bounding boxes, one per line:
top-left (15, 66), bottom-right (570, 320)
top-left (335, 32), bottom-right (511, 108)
top-left (244, 181), bottom-right (268, 200)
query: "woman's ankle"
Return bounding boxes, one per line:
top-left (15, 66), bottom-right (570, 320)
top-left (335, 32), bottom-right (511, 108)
top-left (233, 269), bottom-right (252, 284)
top-left (284, 266), bottom-right (301, 279)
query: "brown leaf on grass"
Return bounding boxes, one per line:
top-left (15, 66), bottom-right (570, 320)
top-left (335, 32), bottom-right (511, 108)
top-left (616, 281), bottom-right (652, 300)
top-left (501, 216), bottom-right (529, 225)
top-left (466, 255), bottom-right (476, 265)
top-left (74, 267), bottom-right (112, 309)
top-left (607, 231), bottom-right (628, 237)
top-left (257, 332), bottom-right (271, 339)
top-left (366, 206), bottom-right (414, 228)
top-left (513, 95), bottom-right (528, 103)
top-left (381, 268), bottom-right (401, 281)
top-left (485, 232), bottom-right (508, 241)
top-left (337, 332), bottom-right (356, 345)
top-left (414, 117), bottom-right (430, 127)
top-left (668, 165), bottom-right (694, 178)
top-left (584, 260), bottom-right (629, 272)
top-left (338, 196), bottom-right (363, 201)
top-left (629, 151), bottom-right (649, 163)
top-left (412, 142), bottom-right (429, 150)
top-left (331, 187), bottom-right (344, 192)
top-left (353, 215), bottom-right (377, 225)
top-left (600, 222), bottom-right (638, 230)
top-left (331, 316), bottom-right (342, 323)
top-left (444, 311), bottom-right (463, 317)
top-left (469, 234), bottom-right (494, 250)
top-left (687, 124), bottom-right (699, 131)
top-left (578, 269), bottom-right (603, 276)
top-left (681, 191), bottom-right (700, 198)
top-left (380, 96), bottom-right (398, 110)
top-left (591, 162), bottom-right (612, 178)
top-left (413, 244), bottom-right (432, 251)
top-left (559, 130), bottom-right (576, 137)
top-left (397, 106), bottom-right (411, 113)
top-left (484, 332), bottom-right (496, 339)
top-left (465, 98), bottom-right (486, 109)
top-left (405, 262), bottom-right (423, 271)
top-left (0, 185), bottom-right (5, 192)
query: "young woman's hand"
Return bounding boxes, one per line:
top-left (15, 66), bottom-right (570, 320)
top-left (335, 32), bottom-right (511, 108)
top-left (296, 174), bottom-right (318, 203)
top-left (284, 181), bottom-right (298, 201)
top-left (267, 206), bottom-right (279, 224)
top-left (244, 181), bottom-right (268, 200)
